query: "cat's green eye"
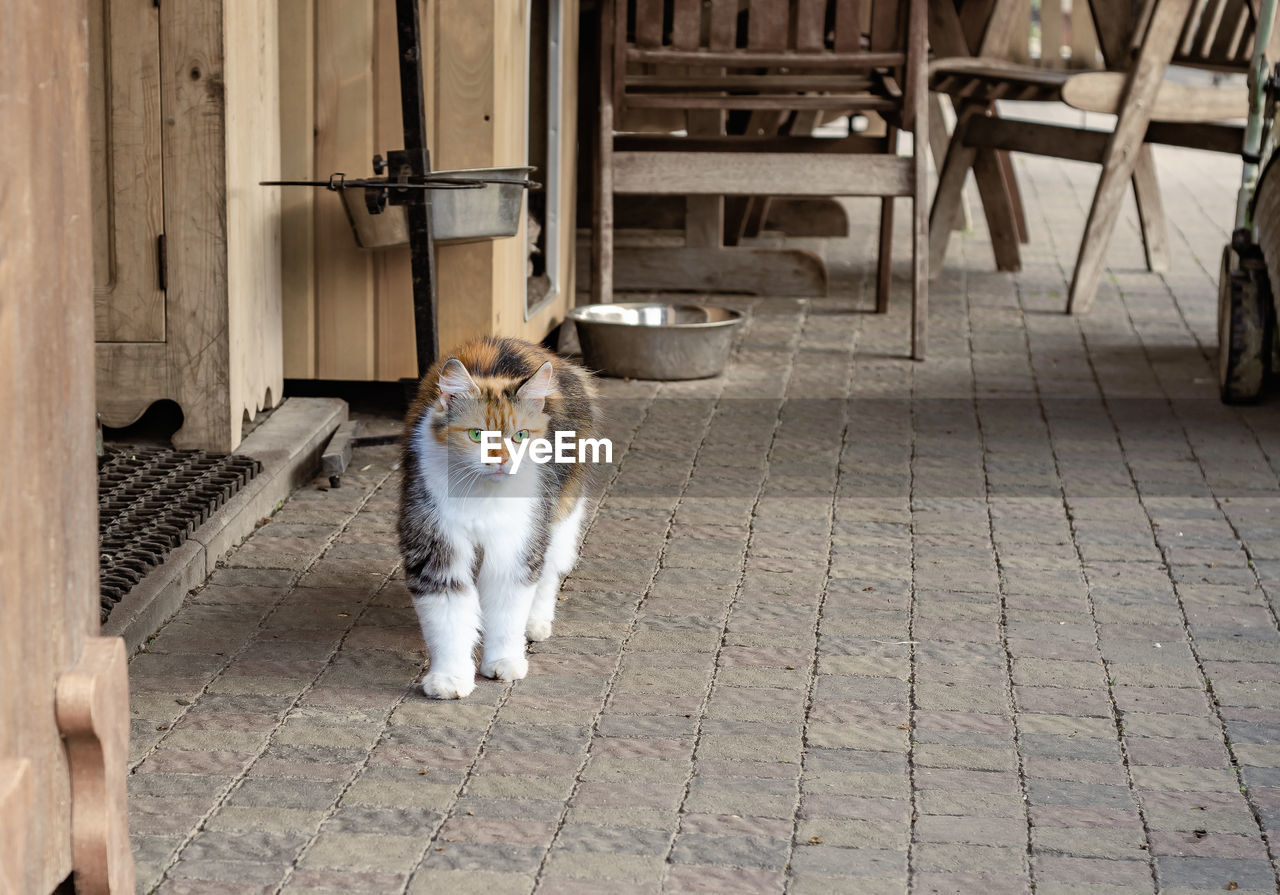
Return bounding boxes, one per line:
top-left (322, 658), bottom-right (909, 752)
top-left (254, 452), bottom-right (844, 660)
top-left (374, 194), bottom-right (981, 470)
top-left (467, 428), bottom-right (483, 443)
top-left (512, 429), bottom-right (530, 443)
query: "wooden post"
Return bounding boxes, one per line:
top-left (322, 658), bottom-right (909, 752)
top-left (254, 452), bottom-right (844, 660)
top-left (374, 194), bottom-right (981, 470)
top-left (2, 1), bottom-right (133, 891)
top-left (593, 0), bottom-right (616, 304)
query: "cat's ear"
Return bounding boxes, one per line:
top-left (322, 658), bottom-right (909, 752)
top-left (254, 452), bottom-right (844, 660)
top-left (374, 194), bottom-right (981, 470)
top-left (436, 358), bottom-right (479, 407)
top-left (515, 361), bottom-right (556, 412)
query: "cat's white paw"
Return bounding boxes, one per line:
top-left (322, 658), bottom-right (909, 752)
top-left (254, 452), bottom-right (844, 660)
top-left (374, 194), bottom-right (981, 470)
top-left (525, 617), bottom-right (554, 642)
top-left (422, 672), bottom-right (476, 700)
top-left (481, 654), bottom-right (529, 681)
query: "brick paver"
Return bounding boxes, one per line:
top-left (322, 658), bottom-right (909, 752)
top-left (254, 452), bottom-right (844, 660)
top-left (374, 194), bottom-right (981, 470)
top-left (128, 142), bottom-right (1280, 894)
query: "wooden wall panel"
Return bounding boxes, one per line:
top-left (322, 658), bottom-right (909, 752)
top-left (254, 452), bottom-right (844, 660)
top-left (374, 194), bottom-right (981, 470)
top-left (434, 0), bottom-right (530, 351)
top-left (158, 1), bottom-right (234, 449)
top-left (279, 0), bottom-right (316, 378)
top-left (281, 0), bottom-right (578, 381)
top-left (226, 0), bottom-right (284, 422)
top-left (89, 0), bottom-right (165, 344)
top-left (373, 0), bottom-right (419, 381)
top-left (97, 0), bottom-right (283, 451)
top-left (314, 0), bottom-right (375, 379)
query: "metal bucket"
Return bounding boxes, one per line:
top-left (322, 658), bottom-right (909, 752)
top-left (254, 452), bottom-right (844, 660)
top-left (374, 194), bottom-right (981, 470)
top-left (341, 166), bottom-right (533, 249)
top-left (568, 302), bottom-right (744, 380)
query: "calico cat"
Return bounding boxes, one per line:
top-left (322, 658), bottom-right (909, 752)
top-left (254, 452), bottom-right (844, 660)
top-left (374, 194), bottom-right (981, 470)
top-left (398, 336), bottom-right (598, 699)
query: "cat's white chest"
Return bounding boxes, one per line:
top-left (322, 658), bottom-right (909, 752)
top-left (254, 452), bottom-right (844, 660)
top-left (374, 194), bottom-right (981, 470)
top-left (445, 491), bottom-right (536, 543)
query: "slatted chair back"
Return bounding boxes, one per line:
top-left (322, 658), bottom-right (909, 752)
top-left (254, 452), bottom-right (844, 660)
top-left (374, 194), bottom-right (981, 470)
top-left (613, 0), bottom-right (916, 120)
top-left (1168, 0), bottom-right (1274, 70)
top-left (939, 0), bottom-right (1109, 70)
top-left (1002, 0), bottom-right (1108, 69)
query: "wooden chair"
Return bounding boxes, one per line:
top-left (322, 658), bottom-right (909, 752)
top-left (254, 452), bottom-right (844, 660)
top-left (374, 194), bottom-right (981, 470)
top-left (593, 0), bottom-right (932, 358)
top-left (925, 0), bottom-right (1130, 269)
top-left (929, 0), bottom-right (1269, 313)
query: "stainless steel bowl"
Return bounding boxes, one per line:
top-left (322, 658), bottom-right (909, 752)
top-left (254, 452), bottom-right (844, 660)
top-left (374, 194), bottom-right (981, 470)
top-left (568, 302), bottom-right (745, 380)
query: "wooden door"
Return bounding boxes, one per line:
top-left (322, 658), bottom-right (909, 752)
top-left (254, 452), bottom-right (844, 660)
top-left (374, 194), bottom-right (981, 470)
top-left (1, 1), bottom-right (134, 892)
top-left (89, 0), bottom-right (166, 343)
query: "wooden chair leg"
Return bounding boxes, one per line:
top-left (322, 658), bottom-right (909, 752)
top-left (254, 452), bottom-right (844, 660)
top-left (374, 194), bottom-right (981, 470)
top-left (876, 126), bottom-right (898, 313)
top-left (913, 188), bottom-right (927, 360)
top-left (929, 114), bottom-right (978, 274)
top-left (592, 2), bottom-right (615, 304)
top-left (592, 135), bottom-right (614, 304)
top-left (877, 196), bottom-right (894, 313)
top-left (972, 148), bottom-right (1022, 271)
top-left (1066, 144), bottom-right (1139, 314)
top-left (685, 109), bottom-right (724, 249)
top-left (912, 71), bottom-right (928, 361)
top-left (995, 149), bottom-right (1029, 244)
top-left (1131, 144), bottom-right (1170, 273)
top-left (927, 93), bottom-right (971, 231)
top-left (1067, 0), bottom-right (1188, 313)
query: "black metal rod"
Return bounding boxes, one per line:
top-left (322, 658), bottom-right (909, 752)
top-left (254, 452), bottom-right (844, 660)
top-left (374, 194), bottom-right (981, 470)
top-left (258, 178), bottom-right (486, 190)
top-left (396, 0), bottom-right (438, 379)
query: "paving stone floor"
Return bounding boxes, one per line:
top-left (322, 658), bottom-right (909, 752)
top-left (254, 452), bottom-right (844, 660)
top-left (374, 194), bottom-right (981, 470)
top-left (127, 143), bottom-right (1280, 894)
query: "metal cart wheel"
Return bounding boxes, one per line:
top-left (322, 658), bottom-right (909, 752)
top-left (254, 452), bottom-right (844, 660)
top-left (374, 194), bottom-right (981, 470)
top-left (1218, 245), bottom-right (1273, 403)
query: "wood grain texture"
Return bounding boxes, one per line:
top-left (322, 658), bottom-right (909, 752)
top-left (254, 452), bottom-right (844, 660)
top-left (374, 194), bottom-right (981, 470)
top-left (608, 246), bottom-right (829, 295)
top-left (434, 0), bottom-right (522, 346)
top-left (870, 0), bottom-right (902, 51)
top-left (1087, 0), bottom-right (1134, 66)
top-left (963, 111), bottom-right (1244, 158)
top-left (1, 1), bottom-right (100, 890)
top-left (373, 0), bottom-right (418, 380)
top-left (837, 0), bottom-right (866, 51)
top-left (930, 109), bottom-right (981, 271)
top-left (1041, 0), bottom-right (1064, 68)
top-left (595, 0), bottom-right (616, 304)
top-left (225, 0), bottom-right (284, 436)
top-left (151, 1), bottom-right (232, 446)
top-left (0, 761), bottom-right (32, 895)
top-left (907, 0), bottom-right (928, 358)
top-left (614, 194), bottom-right (850, 235)
top-left (56, 638), bottom-right (134, 895)
top-left (613, 151), bottom-right (914, 196)
top-left (95, 0), bottom-right (283, 450)
top-left (1062, 68), bottom-right (1248, 119)
top-left (796, 0), bottom-right (827, 51)
top-left (434, 0), bottom-right (578, 350)
top-left (1131, 143), bottom-right (1171, 273)
top-left (89, 0), bottom-right (165, 343)
top-left (749, 0), bottom-right (789, 51)
top-left (709, 0), bottom-right (738, 49)
top-left (1070, 0), bottom-right (1101, 67)
top-left (926, 93), bottom-right (972, 230)
top-left (671, 0), bottom-right (703, 50)
top-left (279, 0), bottom-right (317, 378)
top-left (280, 0), bottom-right (575, 377)
top-left (635, 0), bottom-right (664, 47)
top-left (314, 0), bottom-right (375, 379)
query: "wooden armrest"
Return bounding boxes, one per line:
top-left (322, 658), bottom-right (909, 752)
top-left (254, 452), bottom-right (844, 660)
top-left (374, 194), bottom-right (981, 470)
top-left (928, 56), bottom-right (1073, 88)
top-left (1061, 71), bottom-right (1248, 122)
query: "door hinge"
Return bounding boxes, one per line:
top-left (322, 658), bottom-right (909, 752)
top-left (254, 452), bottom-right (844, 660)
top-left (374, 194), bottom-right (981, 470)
top-left (157, 233), bottom-right (167, 292)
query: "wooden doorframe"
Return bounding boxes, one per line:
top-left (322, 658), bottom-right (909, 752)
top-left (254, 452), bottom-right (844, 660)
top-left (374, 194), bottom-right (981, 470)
top-left (1, 1), bottom-right (134, 892)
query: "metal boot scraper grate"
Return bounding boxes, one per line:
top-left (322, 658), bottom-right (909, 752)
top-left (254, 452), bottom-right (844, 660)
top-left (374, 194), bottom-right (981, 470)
top-left (98, 447), bottom-right (260, 623)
